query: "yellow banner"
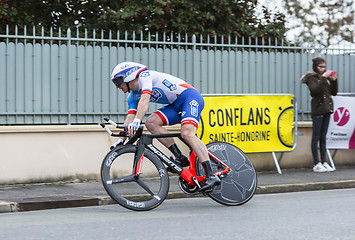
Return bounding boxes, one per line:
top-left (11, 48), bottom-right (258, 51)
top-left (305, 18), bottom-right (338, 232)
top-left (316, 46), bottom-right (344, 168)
top-left (196, 95), bottom-right (295, 153)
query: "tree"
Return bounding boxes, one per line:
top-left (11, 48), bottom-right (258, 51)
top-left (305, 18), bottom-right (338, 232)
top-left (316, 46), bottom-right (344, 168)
top-left (0, 0), bottom-right (288, 45)
top-left (283, 0), bottom-right (354, 46)
top-left (97, 0), bottom-right (287, 39)
top-left (0, 0), bottom-right (110, 33)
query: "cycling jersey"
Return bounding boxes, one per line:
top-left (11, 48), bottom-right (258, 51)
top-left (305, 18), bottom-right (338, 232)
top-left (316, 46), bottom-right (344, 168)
top-left (127, 70), bottom-right (204, 129)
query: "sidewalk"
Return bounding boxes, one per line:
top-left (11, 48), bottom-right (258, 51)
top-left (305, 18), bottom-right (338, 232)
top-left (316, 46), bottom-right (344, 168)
top-left (1, 166), bottom-right (355, 213)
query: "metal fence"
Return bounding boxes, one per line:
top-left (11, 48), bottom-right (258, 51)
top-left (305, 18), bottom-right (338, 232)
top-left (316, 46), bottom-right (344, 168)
top-left (1, 26), bottom-right (354, 125)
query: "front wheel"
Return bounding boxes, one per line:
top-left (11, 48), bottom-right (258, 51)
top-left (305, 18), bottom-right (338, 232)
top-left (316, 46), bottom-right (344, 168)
top-left (101, 145), bottom-right (169, 211)
top-left (196, 142), bottom-right (257, 206)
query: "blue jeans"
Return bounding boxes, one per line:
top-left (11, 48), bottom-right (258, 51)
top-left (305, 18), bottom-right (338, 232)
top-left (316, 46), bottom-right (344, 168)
top-left (311, 113), bottom-right (330, 165)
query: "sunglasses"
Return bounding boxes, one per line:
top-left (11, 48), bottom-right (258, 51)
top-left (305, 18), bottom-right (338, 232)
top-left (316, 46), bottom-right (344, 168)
top-left (112, 76), bottom-right (124, 87)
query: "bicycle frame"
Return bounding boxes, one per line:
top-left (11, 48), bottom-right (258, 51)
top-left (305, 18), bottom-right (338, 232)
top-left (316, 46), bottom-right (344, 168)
top-left (100, 119), bottom-right (231, 189)
top-left (100, 118), bottom-right (257, 210)
top-left (133, 132), bottom-right (231, 189)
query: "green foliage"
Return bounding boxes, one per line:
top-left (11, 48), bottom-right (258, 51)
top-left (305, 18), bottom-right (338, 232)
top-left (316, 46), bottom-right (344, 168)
top-left (98, 0), bottom-right (287, 39)
top-left (0, 0), bottom-right (288, 44)
top-left (0, 1), bottom-right (44, 28)
top-left (0, 0), bottom-right (110, 33)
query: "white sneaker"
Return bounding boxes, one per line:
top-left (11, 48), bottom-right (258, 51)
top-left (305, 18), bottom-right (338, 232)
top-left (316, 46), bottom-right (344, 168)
top-left (323, 162), bottom-right (335, 172)
top-left (313, 163), bottom-right (327, 173)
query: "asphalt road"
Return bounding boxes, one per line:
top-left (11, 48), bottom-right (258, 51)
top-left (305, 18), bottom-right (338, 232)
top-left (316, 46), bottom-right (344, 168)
top-left (1, 189), bottom-right (355, 240)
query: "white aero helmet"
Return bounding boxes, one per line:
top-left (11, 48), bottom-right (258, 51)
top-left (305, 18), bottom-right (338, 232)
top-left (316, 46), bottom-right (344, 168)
top-left (111, 62), bottom-right (147, 87)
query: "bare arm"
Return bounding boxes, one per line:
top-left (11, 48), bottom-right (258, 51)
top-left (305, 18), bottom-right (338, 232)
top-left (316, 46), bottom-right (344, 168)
top-left (124, 114), bottom-right (136, 125)
top-left (128, 93), bottom-right (150, 136)
top-left (134, 93), bottom-right (151, 121)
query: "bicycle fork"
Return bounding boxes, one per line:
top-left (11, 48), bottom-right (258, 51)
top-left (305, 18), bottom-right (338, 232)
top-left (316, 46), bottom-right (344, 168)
top-left (132, 139), bottom-right (145, 178)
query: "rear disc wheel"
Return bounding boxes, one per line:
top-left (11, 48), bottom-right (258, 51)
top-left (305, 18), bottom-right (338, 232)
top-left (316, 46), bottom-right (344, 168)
top-left (196, 142), bottom-right (257, 206)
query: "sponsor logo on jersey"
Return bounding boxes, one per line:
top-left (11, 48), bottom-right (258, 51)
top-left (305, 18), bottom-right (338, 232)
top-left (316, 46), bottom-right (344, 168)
top-left (162, 79), bottom-right (177, 91)
top-left (190, 100), bottom-right (199, 117)
top-left (140, 71), bottom-right (150, 78)
top-left (151, 89), bottom-right (162, 102)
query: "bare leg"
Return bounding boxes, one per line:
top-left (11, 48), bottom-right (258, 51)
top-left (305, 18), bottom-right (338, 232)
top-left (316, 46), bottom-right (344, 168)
top-left (145, 113), bottom-right (189, 169)
top-left (180, 124), bottom-right (220, 191)
top-left (145, 113), bottom-right (175, 147)
top-left (180, 124), bottom-right (209, 162)
top-left (146, 115), bottom-right (209, 163)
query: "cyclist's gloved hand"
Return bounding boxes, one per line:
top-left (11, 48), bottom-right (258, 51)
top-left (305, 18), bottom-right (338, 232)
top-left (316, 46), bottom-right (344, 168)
top-left (128, 118), bottom-right (141, 133)
top-left (110, 138), bottom-right (124, 150)
top-left (128, 118), bottom-right (141, 136)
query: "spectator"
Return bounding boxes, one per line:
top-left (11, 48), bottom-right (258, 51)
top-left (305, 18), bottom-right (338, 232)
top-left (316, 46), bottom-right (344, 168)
top-left (301, 57), bottom-right (338, 172)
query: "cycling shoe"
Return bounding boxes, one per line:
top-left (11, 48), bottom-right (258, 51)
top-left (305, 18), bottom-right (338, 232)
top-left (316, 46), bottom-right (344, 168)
top-left (166, 155), bottom-right (189, 173)
top-left (199, 174), bottom-right (221, 193)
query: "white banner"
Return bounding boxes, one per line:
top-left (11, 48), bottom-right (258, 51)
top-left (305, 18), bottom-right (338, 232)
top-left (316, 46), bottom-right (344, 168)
top-left (326, 96), bottom-right (355, 149)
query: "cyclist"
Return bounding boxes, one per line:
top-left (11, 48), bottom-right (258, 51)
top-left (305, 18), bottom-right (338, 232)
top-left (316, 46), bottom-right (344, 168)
top-left (110, 61), bottom-right (220, 192)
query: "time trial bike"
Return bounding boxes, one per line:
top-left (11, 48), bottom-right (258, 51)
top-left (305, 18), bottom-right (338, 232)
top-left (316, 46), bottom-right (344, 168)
top-left (100, 118), bottom-right (257, 211)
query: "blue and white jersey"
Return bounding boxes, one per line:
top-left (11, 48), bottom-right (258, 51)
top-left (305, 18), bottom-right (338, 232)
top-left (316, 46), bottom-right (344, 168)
top-left (127, 70), bottom-right (194, 114)
top-left (126, 69), bottom-right (204, 129)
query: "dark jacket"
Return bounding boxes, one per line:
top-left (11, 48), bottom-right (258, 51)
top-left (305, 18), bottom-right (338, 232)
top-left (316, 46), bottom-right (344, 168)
top-left (300, 71), bottom-right (338, 117)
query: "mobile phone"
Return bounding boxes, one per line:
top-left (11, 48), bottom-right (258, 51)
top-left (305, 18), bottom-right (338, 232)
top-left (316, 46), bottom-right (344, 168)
top-left (326, 70), bottom-right (334, 76)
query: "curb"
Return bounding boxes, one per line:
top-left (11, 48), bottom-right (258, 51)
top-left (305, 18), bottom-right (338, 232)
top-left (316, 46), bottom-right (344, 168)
top-left (0, 196), bottom-right (99, 213)
top-left (0, 201), bottom-right (19, 213)
top-left (256, 180), bottom-right (355, 194)
top-left (1, 180), bottom-right (355, 213)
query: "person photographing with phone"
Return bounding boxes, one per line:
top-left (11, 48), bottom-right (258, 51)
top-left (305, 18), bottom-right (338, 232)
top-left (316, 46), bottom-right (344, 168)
top-left (301, 57), bottom-right (338, 172)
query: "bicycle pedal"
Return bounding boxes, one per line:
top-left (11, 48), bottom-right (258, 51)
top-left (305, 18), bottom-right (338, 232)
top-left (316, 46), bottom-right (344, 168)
top-left (191, 177), bottom-right (202, 189)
